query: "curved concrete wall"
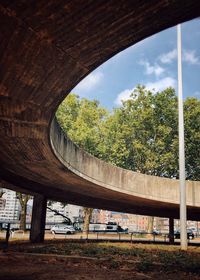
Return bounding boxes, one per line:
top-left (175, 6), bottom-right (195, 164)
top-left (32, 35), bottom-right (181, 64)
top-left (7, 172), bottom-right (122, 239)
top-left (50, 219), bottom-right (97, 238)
top-left (51, 118), bottom-right (200, 208)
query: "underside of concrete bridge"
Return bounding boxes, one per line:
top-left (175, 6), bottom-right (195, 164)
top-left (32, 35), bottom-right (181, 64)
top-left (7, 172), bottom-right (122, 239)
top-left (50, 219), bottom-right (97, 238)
top-left (0, 1), bottom-right (200, 241)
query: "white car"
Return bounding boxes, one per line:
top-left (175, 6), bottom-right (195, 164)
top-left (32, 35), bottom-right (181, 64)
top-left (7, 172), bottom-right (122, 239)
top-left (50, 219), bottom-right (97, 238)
top-left (51, 224), bottom-right (75, 234)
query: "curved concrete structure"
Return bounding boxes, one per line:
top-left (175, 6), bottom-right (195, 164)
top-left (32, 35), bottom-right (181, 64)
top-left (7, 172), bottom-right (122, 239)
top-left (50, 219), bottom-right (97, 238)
top-left (51, 119), bottom-right (200, 219)
top-left (0, 1), bottom-right (200, 220)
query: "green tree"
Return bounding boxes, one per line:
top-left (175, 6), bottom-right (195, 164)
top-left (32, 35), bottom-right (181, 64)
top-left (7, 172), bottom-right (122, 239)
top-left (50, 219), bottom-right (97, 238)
top-left (184, 97), bottom-right (200, 180)
top-left (56, 94), bottom-right (80, 133)
top-left (57, 87), bottom-right (200, 180)
top-left (100, 86), bottom-right (179, 178)
top-left (56, 94), bottom-right (108, 157)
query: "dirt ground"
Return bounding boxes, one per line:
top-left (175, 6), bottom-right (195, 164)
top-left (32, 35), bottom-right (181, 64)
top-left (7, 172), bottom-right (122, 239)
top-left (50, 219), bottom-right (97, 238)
top-left (0, 241), bottom-right (200, 280)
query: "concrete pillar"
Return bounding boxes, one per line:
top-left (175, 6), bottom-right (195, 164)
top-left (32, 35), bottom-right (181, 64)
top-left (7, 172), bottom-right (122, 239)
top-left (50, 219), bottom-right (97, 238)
top-left (30, 194), bottom-right (47, 243)
top-left (169, 217), bottom-right (174, 244)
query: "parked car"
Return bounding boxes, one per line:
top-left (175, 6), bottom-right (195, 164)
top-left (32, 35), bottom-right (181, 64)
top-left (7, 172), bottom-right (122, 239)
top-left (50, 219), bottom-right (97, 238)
top-left (174, 229), bottom-right (194, 240)
top-left (188, 227), bottom-right (199, 237)
top-left (152, 229), bottom-right (160, 235)
top-left (88, 223), bottom-right (128, 234)
top-left (51, 224), bottom-right (75, 234)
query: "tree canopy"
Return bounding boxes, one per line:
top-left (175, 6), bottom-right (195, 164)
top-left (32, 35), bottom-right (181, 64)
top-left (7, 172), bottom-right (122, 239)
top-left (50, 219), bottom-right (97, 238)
top-left (56, 86), bottom-right (200, 180)
top-left (56, 94), bottom-right (108, 158)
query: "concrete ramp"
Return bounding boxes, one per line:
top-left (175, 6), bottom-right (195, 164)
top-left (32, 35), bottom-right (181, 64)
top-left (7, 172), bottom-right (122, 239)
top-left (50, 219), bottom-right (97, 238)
top-left (50, 118), bottom-right (200, 219)
top-left (0, 1), bottom-right (200, 219)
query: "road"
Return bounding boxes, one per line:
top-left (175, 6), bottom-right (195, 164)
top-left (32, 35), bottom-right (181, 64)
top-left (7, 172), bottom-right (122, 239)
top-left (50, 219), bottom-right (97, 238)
top-left (1, 231), bottom-right (200, 245)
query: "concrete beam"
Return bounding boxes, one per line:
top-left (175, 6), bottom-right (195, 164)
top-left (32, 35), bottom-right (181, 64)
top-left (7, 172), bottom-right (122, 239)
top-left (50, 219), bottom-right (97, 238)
top-left (30, 194), bottom-right (47, 243)
top-left (169, 217), bottom-right (175, 244)
top-left (1, 1), bottom-right (200, 220)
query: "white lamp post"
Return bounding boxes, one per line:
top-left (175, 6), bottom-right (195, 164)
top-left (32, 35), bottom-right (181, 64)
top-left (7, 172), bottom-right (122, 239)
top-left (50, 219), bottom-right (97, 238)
top-left (177, 24), bottom-right (187, 250)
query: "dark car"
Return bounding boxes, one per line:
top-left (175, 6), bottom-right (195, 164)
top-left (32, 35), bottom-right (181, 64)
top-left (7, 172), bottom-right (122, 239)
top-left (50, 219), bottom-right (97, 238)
top-left (174, 229), bottom-right (194, 240)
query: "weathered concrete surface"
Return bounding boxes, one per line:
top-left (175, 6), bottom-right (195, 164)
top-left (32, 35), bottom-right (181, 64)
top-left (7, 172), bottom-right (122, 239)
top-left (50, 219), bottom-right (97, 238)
top-left (0, 1), bottom-right (200, 219)
top-left (50, 118), bottom-right (200, 219)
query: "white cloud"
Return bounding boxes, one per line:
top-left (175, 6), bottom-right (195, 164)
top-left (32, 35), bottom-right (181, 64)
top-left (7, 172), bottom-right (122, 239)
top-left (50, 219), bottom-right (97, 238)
top-left (115, 87), bottom-right (135, 106)
top-left (146, 77), bottom-right (176, 92)
top-left (159, 49), bottom-right (177, 64)
top-left (159, 49), bottom-right (200, 65)
top-left (74, 72), bottom-right (103, 94)
top-left (115, 77), bottom-right (177, 105)
top-left (183, 50), bottom-right (200, 65)
top-left (194, 91), bottom-right (200, 97)
top-left (139, 60), bottom-right (165, 76)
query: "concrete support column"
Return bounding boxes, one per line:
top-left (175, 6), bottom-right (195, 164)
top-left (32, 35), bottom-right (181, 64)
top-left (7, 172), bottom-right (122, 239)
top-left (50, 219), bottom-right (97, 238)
top-left (30, 194), bottom-right (47, 243)
top-left (169, 217), bottom-right (174, 244)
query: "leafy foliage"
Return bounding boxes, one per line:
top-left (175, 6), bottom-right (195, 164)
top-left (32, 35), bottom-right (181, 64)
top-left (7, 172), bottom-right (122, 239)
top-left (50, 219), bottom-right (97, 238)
top-left (56, 86), bottom-right (200, 180)
top-left (184, 97), bottom-right (200, 180)
top-left (56, 94), bottom-right (108, 157)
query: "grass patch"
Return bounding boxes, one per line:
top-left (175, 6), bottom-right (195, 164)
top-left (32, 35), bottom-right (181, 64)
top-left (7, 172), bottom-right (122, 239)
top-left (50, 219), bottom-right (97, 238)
top-left (136, 258), bottom-right (153, 272)
top-left (109, 259), bottom-right (120, 269)
top-left (6, 241), bottom-right (200, 274)
top-left (158, 250), bottom-right (200, 273)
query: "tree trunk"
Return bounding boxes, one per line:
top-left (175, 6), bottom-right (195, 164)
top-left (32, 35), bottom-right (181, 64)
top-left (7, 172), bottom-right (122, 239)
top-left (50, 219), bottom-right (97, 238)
top-left (83, 208), bottom-right (93, 234)
top-left (19, 203), bottom-right (27, 231)
top-left (17, 193), bottom-right (30, 231)
top-left (147, 216), bottom-right (154, 233)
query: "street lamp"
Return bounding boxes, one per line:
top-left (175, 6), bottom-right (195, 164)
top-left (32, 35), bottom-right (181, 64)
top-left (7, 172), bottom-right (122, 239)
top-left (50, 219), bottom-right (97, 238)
top-left (177, 24), bottom-right (187, 250)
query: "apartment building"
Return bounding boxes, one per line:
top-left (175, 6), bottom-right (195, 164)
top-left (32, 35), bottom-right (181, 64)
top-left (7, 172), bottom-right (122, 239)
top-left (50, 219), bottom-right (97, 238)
top-left (0, 189), bottom-right (20, 222)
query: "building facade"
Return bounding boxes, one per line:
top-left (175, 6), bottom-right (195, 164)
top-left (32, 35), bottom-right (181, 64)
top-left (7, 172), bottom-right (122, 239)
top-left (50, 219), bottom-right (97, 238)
top-left (46, 202), bottom-right (83, 224)
top-left (0, 189), bottom-right (20, 222)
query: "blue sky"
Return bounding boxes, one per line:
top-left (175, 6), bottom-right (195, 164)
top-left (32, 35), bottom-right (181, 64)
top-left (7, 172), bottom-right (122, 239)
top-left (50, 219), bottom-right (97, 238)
top-left (73, 19), bottom-right (200, 110)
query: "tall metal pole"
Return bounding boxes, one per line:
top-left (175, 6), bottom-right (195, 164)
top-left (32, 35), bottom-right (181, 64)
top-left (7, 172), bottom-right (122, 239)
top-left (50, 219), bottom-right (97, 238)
top-left (177, 24), bottom-right (187, 250)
